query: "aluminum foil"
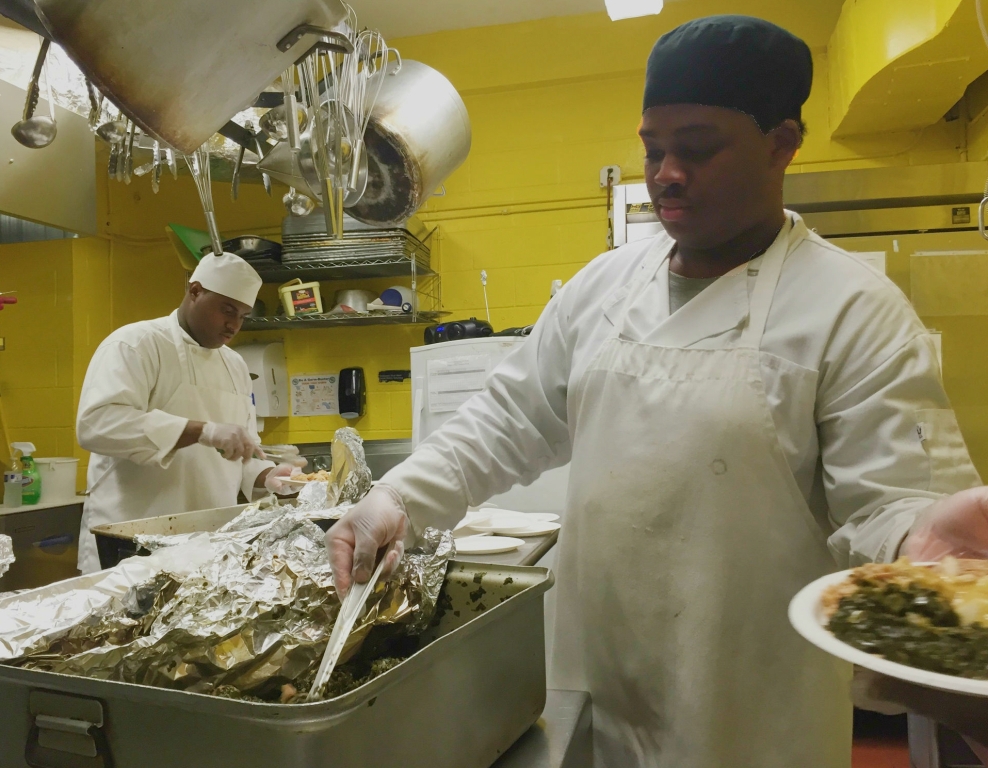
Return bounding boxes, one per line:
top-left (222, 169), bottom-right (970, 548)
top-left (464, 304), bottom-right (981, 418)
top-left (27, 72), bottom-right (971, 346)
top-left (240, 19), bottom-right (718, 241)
top-left (3, 508), bottom-right (453, 702)
top-left (333, 427), bottom-right (373, 503)
top-left (0, 539), bottom-right (217, 660)
top-left (0, 534), bottom-right (13, 578)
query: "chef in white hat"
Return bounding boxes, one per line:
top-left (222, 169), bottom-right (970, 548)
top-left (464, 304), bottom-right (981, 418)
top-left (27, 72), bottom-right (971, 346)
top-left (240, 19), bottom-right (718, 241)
top-left (75, 253), bottom-right (300, 573)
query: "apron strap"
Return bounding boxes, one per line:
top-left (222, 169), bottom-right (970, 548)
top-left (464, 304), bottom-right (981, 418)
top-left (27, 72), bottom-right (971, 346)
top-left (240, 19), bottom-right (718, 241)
top-left (615, 236), bottom-right (674, 338)
top-left (168, 312), bottom-right (197, 386)
top-left (738, 216), bottom-right (794, 349)
top-left (167, 311), bottom-right (243, 396)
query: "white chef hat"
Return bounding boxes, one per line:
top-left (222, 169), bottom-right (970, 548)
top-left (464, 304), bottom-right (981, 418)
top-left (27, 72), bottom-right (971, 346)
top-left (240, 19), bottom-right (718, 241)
top-left (189, 252), bottom-right (262, 307)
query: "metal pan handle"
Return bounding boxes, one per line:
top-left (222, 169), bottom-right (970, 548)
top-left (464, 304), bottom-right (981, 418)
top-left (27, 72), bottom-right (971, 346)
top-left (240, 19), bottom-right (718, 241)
top-left (979, 197), bottom-right (988, 241)
top-left (25, 691), bottom-right (112, 768)
top-left (276, 24), bottom-right (354, 56)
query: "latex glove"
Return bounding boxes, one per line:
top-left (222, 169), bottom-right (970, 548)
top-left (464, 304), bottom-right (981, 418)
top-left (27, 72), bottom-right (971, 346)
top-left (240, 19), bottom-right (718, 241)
top-left (198, 422), bottom-right (265, 463)
top-left (327, 484), bottom-right (407, 597)
top-left (857, 668), bottom-right (988, 761)
top-left (901, 487), bottom-right (988, 561)
top-left (264, 463), bottom-right (303, 495)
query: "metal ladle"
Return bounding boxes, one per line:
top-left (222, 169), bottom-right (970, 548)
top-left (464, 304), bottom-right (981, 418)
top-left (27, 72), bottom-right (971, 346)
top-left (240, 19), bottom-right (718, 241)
top-left (95, 118), bottom-right (128, 144)
top-left (11, 38), bottom-right (57, 149)
top-left (283, 187), bottom-right (316, 216)
top-left (258, 103), bottom-right (309, 143)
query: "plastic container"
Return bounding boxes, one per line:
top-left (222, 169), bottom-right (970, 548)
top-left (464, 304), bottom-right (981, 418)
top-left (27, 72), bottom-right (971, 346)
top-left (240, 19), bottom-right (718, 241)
top-left (278, 279), bottom-right (323, 317)
top-left (3, 471), bottom-right (22, 508)
top-left (34, 458), bottom-right (79, 504)
top-left (11, 443), bottom-right (40, 505)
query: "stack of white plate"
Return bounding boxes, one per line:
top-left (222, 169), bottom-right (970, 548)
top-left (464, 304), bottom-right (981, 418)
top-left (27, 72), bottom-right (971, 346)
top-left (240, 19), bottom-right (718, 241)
top-left (452, 509), bottom-right (560, 555)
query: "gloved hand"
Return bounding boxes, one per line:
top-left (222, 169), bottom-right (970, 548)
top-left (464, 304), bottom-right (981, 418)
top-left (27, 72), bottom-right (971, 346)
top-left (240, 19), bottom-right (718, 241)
top-left (901, 487), bottom-right (988, 561)
top-left (198, 422), bottom-right (265, 463)
top-left (327, 484), bottom-right (408, 597)
top-left (264, 463), bottom-right (303, 495)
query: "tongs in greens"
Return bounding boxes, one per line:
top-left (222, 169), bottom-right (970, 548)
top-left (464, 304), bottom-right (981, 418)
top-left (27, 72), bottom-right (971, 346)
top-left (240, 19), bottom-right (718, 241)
top-left (305, 544), bottom-right (395, 701)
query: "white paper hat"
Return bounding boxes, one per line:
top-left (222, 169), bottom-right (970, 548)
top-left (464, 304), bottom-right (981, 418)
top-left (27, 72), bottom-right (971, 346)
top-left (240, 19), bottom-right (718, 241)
top-left (190, 252), bottom-right (262, 307)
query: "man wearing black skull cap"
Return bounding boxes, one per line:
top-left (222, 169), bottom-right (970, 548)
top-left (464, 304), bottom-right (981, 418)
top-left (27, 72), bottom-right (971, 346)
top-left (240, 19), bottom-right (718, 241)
top-left (329, 16), bottom-right (988, 766)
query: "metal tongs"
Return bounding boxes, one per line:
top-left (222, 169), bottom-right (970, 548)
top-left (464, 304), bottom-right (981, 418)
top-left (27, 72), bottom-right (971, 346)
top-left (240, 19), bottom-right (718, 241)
top-left (306, 544), bottom-right (395, 701)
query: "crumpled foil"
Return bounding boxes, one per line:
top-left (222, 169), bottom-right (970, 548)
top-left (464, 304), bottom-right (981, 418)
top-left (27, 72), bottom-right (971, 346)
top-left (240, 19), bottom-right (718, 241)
top-left (3, 507), bottom-right (453, 702)
top-left (0, 534), bottom-right (14, 578)
top-left (0, 539), bottom-right (217, 659)
top-left (332, 427), bottom-right (373, 503)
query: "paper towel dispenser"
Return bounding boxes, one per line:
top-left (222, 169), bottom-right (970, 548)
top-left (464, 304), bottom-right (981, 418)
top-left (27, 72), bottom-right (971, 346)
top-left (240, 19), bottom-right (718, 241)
top-left (231, 342), bottom-right (288, 418)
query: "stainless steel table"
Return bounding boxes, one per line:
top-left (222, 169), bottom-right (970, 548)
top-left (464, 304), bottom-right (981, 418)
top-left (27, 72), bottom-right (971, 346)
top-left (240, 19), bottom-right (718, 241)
top-left (493, 690), bottom-right (593, 768)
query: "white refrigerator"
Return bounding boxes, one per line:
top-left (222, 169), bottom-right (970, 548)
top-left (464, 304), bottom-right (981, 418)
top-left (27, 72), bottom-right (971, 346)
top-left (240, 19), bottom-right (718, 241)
top-left (410, 336), bottom-right (570, 513)
top-left (410, 336), bottom-right (568, 661)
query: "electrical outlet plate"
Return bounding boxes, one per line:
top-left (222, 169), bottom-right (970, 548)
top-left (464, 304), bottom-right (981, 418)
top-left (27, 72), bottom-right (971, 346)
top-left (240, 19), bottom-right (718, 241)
top-left (600, 165), bottom-right (621, 188)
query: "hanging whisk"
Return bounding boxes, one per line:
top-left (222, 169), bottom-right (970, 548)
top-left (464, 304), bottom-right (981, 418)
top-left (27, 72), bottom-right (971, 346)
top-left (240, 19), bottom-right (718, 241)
top-left (186, 144), bottom-right (223, 257)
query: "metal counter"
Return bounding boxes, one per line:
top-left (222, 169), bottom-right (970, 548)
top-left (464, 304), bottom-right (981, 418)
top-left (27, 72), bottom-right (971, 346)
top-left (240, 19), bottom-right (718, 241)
top-left (0, 500), bottom-right (83, 591)
top-left (494, 690), bottom-right (593, 768)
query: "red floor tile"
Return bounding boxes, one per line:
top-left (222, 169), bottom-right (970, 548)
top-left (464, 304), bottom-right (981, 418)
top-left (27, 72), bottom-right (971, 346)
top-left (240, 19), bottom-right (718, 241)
top-left (852, 737), bottom-right (911, 768)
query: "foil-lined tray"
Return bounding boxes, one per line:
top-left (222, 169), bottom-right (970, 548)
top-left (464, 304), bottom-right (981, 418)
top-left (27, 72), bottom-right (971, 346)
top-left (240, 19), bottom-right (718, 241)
top-left (1, 426), bottom-right (447, 703)
top-left (3, 504), bottom-right (452, 702)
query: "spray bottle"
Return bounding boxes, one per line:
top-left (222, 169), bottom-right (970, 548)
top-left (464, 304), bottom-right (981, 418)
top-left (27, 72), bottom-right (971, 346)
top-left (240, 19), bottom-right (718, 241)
top-left (11, 443), bottom-right (40, 504)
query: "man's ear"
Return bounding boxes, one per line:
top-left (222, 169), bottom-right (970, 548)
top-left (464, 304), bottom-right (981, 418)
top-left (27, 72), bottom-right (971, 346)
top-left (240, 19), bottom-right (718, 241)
top-left (769, 119), bottom-right (802, 169)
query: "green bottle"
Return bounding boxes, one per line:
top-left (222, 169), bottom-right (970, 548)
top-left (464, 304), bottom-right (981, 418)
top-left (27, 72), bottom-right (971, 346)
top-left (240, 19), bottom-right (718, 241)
top-left (12, 443), bottom-right (41, 504)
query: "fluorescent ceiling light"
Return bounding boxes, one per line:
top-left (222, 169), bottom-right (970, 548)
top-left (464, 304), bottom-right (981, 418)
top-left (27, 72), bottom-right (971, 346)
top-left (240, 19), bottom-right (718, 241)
top-left (605, 0), bottom-right (663, 21)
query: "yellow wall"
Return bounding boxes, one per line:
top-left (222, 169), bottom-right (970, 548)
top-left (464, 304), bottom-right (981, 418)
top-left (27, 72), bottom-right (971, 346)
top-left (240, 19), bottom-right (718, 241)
top-left (3, 6), bottom-right (988, 484)
top-left (0, 240), bottom-right (77, 469)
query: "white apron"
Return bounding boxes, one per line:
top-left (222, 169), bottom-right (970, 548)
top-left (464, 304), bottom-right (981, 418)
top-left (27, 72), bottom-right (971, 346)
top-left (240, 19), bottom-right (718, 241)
top-left (549, 221), bottom-right (852, 767)
top-left (78, 315), bottom-right (252, 573)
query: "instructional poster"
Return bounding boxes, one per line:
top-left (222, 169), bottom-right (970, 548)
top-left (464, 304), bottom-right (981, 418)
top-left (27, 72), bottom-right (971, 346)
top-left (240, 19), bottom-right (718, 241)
top-left (291, 373), bottom-right (339, 416)
top-left (427, 355), bottom-right (491, 413)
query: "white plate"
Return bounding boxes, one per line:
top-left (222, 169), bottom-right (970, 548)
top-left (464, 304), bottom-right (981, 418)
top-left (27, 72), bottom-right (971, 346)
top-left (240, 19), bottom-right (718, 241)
top-left (454, 535), bottom-right (525, 555)
top-left (469, 519), bottom-right (561, 536)
top-left (789, 568), bottom-right (988, 697)
top-left (527, 513), bottom-right (560, 523)
top-left (469, 512), bottom-right (561, 533)
top-left (512, 521), bottom-right (561, 537)
top-left (468, 511), bottom-right (538, 532)
top-left (476, 508), bottom-right (560, 523)
top-left (452, 529), bottom-right (490, 540)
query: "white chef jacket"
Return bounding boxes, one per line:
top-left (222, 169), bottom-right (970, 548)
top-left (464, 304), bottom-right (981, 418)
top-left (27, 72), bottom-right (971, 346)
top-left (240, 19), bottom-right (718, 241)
top-left (76, 312), bottom-right (271, 567)
top-left (383, 212), bottom-right (981, 567)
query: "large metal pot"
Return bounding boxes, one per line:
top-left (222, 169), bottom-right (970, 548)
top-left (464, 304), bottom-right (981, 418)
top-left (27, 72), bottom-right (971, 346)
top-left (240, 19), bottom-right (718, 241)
top-left (347, 61), bottom-right (471, 226)
top-left (33, 0), bottom-right (346, 153)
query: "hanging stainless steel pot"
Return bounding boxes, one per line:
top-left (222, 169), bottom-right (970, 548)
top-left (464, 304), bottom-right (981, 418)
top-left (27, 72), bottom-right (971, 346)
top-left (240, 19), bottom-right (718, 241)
top-left (346, 61), bottom-right (471, 226)
top-left (33, 0), bottom-right (347, 153)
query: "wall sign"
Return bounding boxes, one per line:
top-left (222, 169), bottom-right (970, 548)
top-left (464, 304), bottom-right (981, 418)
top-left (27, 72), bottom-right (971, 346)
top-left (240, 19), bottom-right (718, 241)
top-left (291, 373), bottom-right (339, 416)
